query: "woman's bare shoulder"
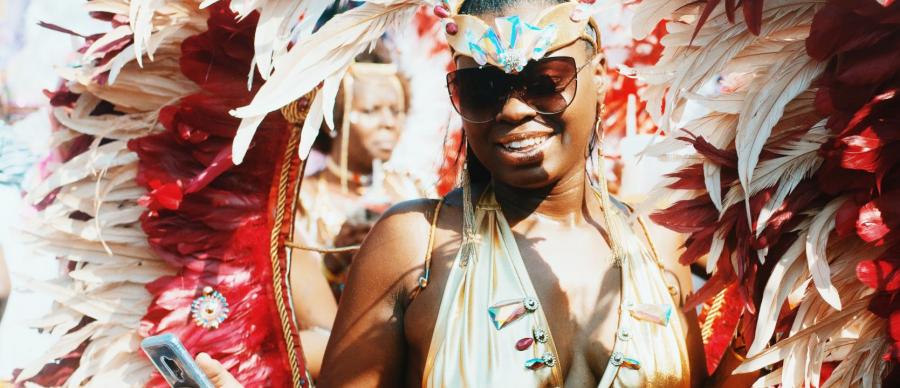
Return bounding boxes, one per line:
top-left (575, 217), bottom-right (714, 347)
top-left (345, 198), bottom-right (446, 299)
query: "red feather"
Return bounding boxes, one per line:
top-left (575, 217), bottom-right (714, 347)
top-left (131, 4), bottom-right (302, 386)
top-left (742, 0), bottom-right (764, 35)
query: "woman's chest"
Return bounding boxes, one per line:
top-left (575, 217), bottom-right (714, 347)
top-left (402, 228), bottom-right (623, 384)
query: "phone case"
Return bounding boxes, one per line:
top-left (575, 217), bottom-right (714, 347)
top-left (141, 333), bottom-right (216, 388)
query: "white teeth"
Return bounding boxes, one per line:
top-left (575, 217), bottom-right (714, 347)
top-left (504, 136), bottom-right (548, 151)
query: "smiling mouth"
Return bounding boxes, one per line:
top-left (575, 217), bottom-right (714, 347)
top-left (499, 135), bottom-right (551, 153)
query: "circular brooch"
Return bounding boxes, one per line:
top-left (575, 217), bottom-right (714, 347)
top-left (191, 286), bottom-right (230, 329)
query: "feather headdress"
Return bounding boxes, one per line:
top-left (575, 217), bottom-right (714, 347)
top-left (229, 0), bottom-right (426, 164)
top-left (17, 2), bottom-right (204, 385)
top-left (639, 0), bottom-right (900, 385)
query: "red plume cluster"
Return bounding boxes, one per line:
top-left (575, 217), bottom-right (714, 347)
top-left (129, 5), bottom-right (296, 386)
top-left (810, 0), bottom-right (900, 377)
top-left (652, 0), bottom-right (900, 381)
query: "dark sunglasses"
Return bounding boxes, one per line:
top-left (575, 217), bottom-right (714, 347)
top-left (446, 56), bottom-right (589, 123)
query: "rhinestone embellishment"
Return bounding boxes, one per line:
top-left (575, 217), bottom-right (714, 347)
top-left (191, 286), bottom-right (229, 329)
top-left (516, 337), bottom-right (534, 351)
top-left (622, 357), bottom-right (641, 370)
top-left (617, 328), bottom-right (631, 341)
top-left (610, 351), bottom-right (640, 370)
top-left (533, 327), bottom-right (548, 343)
top-left (488, 298), bottom-right (528, 330)
top-left (524, 357), bottom-right (545, 370)
top-left (628, 303), bottom-right (673, 326)
top-left (523, 297), bottom-right (538, 312)
top-left (542, 352), bottom-right (557, 368)
top-left (524, 352), bottom-right (557, 370)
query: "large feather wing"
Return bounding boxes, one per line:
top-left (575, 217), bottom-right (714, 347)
top-left (229, 1), bottom-right (426, 164)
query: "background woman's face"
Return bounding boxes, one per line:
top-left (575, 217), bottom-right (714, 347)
top-left (458, 40), bottom-right (599, 189)
top-left (346, 76), bottom-right (405, 168)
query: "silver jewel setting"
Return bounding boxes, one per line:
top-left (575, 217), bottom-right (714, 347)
top-left (533, 327), bottom-right (548, 343)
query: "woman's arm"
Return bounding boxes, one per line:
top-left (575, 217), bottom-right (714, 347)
top-left (290, 246), bottom-right (339, 378)
top-left (317, 200), bottom-right (431, 388)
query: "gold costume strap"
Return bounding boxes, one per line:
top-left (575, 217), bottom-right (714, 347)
top-left (595, 123), bottom-right (625, 266)
top-left (419, 198), bottom-right (445, 289)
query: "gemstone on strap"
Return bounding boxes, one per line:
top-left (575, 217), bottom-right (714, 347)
top-left (524, 352), bottom-right (556, 370)
top-left (524, 357), bottom-right (545, 370)
top-left (627, 303), bottom-right (673, 326)
top-left (611, 352), bottom-right (641, 370)
top-left (515, 337), bottom-right (534, 351)
top-left (488, 297), bottom-right (538, 330)
top-left (532, 327), bottom-right (548, 343)
top-left (622, 357), bottom-right (641, 370)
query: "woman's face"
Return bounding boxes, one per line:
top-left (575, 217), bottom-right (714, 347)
top-left (457, 14), bottom-right (602, 189)
top-left (345, 76), bottom-right (405, 168)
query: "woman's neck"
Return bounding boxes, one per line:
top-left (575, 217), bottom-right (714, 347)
top-left (492, 167), bottom-right (592, 227)
top-left (321, 154), bottom-right (371, 193)
top-left (328, 145), bottom-right (372, 175)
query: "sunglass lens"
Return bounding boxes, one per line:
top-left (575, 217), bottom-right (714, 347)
top-left (448, 67), bottom-right (508, 122)
top-left (520, 57), bottom-right (577, 114)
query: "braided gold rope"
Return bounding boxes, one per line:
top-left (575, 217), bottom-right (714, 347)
top-left (270, 122), bottom-right (304, 387)
top-left (701, 287), bottom-right (729, 344)
top-left (270, 92), bottom-right (319, 387)
top-left (281, 89), bottom-right (317, 123)
top-left (595, 132), bottom-right (624, 267)
top-left (284, 241), bottom-right (361, 254)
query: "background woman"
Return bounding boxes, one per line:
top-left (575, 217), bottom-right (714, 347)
top-left (289, 60), bottom-right (411, 379)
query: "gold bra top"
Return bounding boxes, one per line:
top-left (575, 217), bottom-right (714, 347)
top-left (421, 189), bottom-right (691, 387)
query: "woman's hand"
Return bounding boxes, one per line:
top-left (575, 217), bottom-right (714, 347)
top-left (195, 353), bottom-right (243, 388)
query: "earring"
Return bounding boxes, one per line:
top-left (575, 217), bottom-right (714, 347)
top-left (589, 103), bottom-right (604, 186)
top-left (460, 143), bottom-right (477, 267)
top-left (591, 102), bottom-right (624, 266)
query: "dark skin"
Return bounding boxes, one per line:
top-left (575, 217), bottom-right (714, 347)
top-left (201, 5), bottom-right (758, 388)
top-left (317, 4), bottom-right (705, 387)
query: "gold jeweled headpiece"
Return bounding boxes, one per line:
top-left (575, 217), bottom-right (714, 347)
top-left (434, 1), bottom-right (601, 73)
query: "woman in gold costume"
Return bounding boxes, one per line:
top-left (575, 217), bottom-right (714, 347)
top-left (200, 1), bottom-right (758, 386)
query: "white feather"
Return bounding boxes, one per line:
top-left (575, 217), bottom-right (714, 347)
top-left (230, 1), bottom-right (422, 164)
top-left (735, 41), bottom-right (826, 199)
top-left (805, 197), bottom-right (845, 311)
top-left (748, 234), bottom-right (806, 356)
top-left (754, 120), bottom-right (829, 235)
top-left (736, 299), bottom-right (867, 374)
top-left (703, 161), bottom-right (723, 212)
top-left (298, 91), bottom-right (325, 160)
top-left (707, 231), bottom-right (725, 274)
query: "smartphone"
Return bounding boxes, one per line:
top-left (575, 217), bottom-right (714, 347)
top-left (141, 333), bottom-right (215, 388)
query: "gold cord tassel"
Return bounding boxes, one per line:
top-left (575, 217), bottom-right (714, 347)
top-left (339, 75), bottom-right (354, 194)
top-left (460, 151), bottom-right (478, 267)
top-left (594, 119), bottom-right (625, 267)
